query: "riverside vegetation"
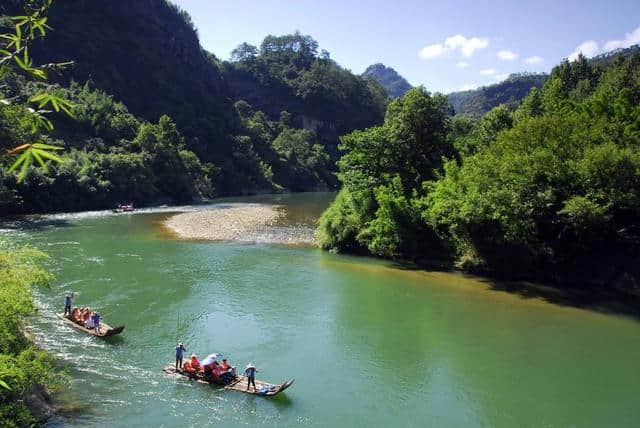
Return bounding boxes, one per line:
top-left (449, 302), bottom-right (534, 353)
top-left (318, 52), bottom-right (640, 289)
top-left (0, 242), bottom-right (65, 426)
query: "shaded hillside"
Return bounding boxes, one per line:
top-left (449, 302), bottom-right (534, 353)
top-left (1, 1), bottom-right (389, 213)
top-left (29, 0), bottom-right (236, 162)
top-left (448, 73), bottom-right (547, 117)
top-left (362, 63), bottom-right (412, 97)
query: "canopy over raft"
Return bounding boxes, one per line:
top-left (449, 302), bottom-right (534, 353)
top-left (56, 313), bottom-right (125, 337)
top-left (162, 363), bottom-right (294, 397)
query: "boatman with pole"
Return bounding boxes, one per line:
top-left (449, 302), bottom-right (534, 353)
top-left (244, 363), bottom-right (257, 391)
top-left (92, 312), bottom-right (101, 334)
top-left (64, 292), bottom-right (73, 317)
top-left (175, 343), bottom-right (186, 369)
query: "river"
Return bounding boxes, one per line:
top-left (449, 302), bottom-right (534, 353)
top-left (5, 193), bottom-right (640, 427)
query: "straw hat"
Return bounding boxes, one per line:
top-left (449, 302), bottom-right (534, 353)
top-left (246, 363), bottom-right (255, 369)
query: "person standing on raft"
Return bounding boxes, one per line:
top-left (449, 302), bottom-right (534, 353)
top-left (244, 363), bottom-right (257, 391)
top-left (92, 312), bottom-right (101, 334)
top-left (175, 343), bottom-right (186, 369)
top-left (64, 293), bottom-right (73, 317)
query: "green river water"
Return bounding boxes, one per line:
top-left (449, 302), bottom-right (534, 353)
top-left (5, 193), bottom-right (640, 427)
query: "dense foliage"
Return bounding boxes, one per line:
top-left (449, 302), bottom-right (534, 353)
top-left (319, 52), bottom-right (640, 288)
top-left (0, 78), bottom-right (217, 213)
top-left (362, 63), bottom-right (412, 98)
top-left (1, 2), bottom-right (388, 214)
top-left (0, 242), bottom-right (65, 426)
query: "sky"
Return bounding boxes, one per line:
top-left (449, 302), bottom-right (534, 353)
top-left (172, 0), bottom-right (640, 93)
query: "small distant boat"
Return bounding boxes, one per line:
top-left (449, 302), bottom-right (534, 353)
top-left (162, 363), bottom-right (294, 397)
top-left (112, 203), bottom-right (135, 213)
top-left (56, 313), bottom-right (125, 337)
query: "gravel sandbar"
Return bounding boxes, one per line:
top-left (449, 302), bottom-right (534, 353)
top-left (164, 205), bottom-right (284, 241)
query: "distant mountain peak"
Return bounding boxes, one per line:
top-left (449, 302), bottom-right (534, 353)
top-left (362, 63), bottom-right (412, 98)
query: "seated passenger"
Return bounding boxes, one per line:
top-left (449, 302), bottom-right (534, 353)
top-left (220, 359), bottom-right (230, 371)
top-left (183, 354), bottom-right (200, 374)
top-left (220, 359), bottom-right (236, 377)
top-left (190, 355), bottom-right (201, 371)
top-left (84, 312), bottom-right (95, 329)
top-left (71, 307), bottom-right (80, 321)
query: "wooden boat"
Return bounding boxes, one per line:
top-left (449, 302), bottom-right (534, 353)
top-left (162, 363), bottom-right (294, 397)
top-left (112, 204), bottom-right (135, 213)
top-left (56, 313), bottom-right (125, 337)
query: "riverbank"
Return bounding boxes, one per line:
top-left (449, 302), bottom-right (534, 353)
top-left (164, 204), bottom-right (284, 241)
top-left (162, 202), bottom-right (318, 245)
top-left (0, 242), bottom-right (64, 426)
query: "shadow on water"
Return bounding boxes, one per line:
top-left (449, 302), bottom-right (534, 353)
top-left (478, 277), bottom-right (640, 321)
top-left (0, 217), bottom-right (73, 231)
top-left (387, 258), bottom-right (640, 321)
top-left (102, 335), bottom-right (126, 346)
top-left (271, 393), bottom-right (293, 406)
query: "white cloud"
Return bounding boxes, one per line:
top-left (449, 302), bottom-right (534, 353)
top-left (419, 34), bottom-right (489, 59)
top-left (525, 55), bottom-right (544, 64)
top-left (419, 44), bottom-right (447, 59)
top-left (445, 35), bottom-right (489, 57)
top-left (456, 61), bottom-right (469, 68)
top-left (603, 25), bottom-right (640, 51)
top-left (497, 50), bottom-right (518, 61)
top-left (495, 73), bottom-right (509, 82)
top-left (567, 25), bottom-right (640, 62)
top-left (460, 83), bottom-right (479, 91)
top-left (568, 40), bottom-right (599, 61)
top-left (480, 68), bottom-right (497, 75)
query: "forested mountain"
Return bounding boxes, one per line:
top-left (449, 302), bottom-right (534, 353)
top-left (447, 45), bottom-right (640, 117)
top-left (362, 63), bottom-right (412, 98)
top-left (319, 51), bottom-right (640, 291)
top-left (221, 33), bottom-right (387, 159)
top-left (447, 73), bottom-right (548, 117)
top-left (0, 0), bottom-right (389, 214)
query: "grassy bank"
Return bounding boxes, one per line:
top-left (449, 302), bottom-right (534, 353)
top-left (0, 241), bottom-right (65, 426)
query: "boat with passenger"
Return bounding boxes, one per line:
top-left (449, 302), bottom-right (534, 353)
top-left (162, 353), bottom-right (294, 397)
top-left (57, 307), bottom-right (125, 337)
top-left (113, 203), bottom-right (135, 213)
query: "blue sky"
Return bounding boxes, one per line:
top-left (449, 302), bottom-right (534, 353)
top-left (172, 0), bottom-right (640, 93)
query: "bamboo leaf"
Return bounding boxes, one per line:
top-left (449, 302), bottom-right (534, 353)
top-left (31, 148), bottom-right (46, 169)
top-left (28, 93), bottom-right (47, 102)
top-left (0, 379), bottom-right (11, 391)
top-left (50, 97), bottom-right (59, 112)
top-left (7, 151), bottom-right (28, 172)
top-left (31, 143), bottom-right (63, 150)
top-left (13, 54), bottom-right (26, 69)
top-left (6, 143), bottom-right (31, 156)
top-left (33, 149), bottom-right (63, 163)
top-left (18, 150), bottom-right (33, 181)
top-left (14, 25), bottom-right (21, 50)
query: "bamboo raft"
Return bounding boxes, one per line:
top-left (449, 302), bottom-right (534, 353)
top-left (162, 364), bottom-right (294, 397)
top-left (56, 313), bottom-right (125, 337)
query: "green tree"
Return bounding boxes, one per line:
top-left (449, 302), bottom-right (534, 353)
top-left (1, 0), bottom-right (73, 181)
